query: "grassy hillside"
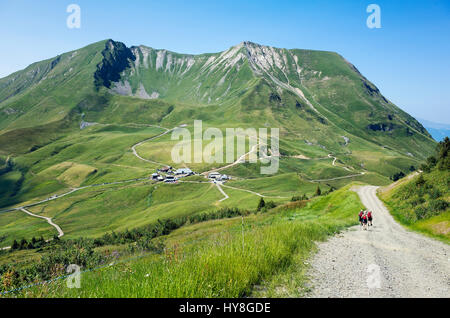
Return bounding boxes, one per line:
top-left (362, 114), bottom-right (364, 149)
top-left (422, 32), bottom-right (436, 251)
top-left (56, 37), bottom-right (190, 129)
top-left (3, 185), bottom-right (363, 297)
top-left (0, 39), bottom-right (439, 284)
top-left (380, 138), bottom-right (450, 243)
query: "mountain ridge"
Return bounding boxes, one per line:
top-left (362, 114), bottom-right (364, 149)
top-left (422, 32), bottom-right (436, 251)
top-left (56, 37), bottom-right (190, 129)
top-left (0, 39), bottom-right (436, 172)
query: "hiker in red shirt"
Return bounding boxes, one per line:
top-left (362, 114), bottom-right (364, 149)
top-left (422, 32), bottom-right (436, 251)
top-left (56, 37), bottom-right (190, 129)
top-left (362, 212), bottom-right (368, 230)
top-left (358, 210), bottom-right (364, 227)
top-left (368, 211), bottom-right (373, 227)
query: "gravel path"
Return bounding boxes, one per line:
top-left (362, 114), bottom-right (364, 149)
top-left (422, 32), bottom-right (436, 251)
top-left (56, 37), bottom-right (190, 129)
top-left (307, 185), bottom-right (449, 298)
top-left (20, 208), bottom-right (64, 238)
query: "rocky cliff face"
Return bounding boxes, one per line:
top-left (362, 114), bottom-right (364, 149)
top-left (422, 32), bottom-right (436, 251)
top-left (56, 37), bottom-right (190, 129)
top-left (94, 40), bottom-right (136, 89)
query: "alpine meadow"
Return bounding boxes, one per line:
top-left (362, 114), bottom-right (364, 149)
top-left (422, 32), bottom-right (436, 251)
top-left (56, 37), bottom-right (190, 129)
top-left (0, 38), bottom-right (448, 299)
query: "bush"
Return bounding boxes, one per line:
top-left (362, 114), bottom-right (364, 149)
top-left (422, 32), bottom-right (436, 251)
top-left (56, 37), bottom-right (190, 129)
top-left (391, 171), bottom-right (405, 182)
top-left (291, 194), bottom-right (308, 202)
top-left (265, 201), bottom-right (277, 210)
top-left (315, 186), bottom-right (322, 197)
top-left (428, 188), bottom-right (442, 199)
top-left (189, 207), bottom-right (248, 223)
top-left (429, 200), bottom-right (449, 213)
top-left (257, 198), bottom-right (265, 211)
top-left (409, 197), bottom-right (425, 207)
top-left (0, 241), bottom-right (107, 292)
top-left (414, 206), bottom-right (428, 220)
top-left (420, 163), bottom-right (431, 173)
top-left (135, 237), bottom-right (165, 253)
top-left (437, 137), bottom-right (450, 170)
top-left (415, 174), bottom-right (426, 187)
top-left (426, 156), bottom-right (437, 168)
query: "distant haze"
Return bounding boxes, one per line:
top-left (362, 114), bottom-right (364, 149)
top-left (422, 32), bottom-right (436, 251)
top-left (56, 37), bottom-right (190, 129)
top-left (418, 119), bottom-right (450, 142)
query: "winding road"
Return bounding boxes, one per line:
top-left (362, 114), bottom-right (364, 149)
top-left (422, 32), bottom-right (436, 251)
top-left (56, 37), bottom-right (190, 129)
top-left (0, 177), bottom-right (151, 250)
top-left (215, 183), bottom-right (229, 202)
top-left (20, 208), bottom-right (64, 239)
top-left (131, 126), bottom-right (174, 166)
top-left (307, 185), bottom-right (450, 298)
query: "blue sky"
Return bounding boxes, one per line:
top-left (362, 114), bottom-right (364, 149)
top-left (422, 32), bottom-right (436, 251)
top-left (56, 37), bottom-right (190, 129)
top-left (0, 0), bottom-right (449, 123)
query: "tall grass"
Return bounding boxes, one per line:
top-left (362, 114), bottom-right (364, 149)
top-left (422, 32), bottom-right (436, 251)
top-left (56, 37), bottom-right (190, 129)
top-left (18, 186), bottom-right (362, 298)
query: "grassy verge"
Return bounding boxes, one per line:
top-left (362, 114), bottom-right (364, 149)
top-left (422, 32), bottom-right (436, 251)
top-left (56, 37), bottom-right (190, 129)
top-left (379, 170), bottom-right (449, 244)
top-left (12, 185), bottom-right (363, 298)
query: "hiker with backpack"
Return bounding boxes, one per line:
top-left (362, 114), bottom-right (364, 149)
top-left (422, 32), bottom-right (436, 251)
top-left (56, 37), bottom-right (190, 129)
top-left (362, 212), bottom-right (368, 230)
top-left (358, 210), bottom-right (364, 227)
top-left (368, 211), bottom-right (373, 227)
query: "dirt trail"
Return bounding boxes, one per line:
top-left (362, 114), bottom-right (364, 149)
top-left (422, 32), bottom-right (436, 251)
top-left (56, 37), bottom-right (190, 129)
top-left (131, 126), bottom-right (174, 166)
top-left (1, 208), bottom-right (65, 251)
top-left (20, 208), bottom-right (64, 239)
top-left (202, 142), bottom-right (260, 176)
top-left (307, 185), bottom-right (449, 298)
top-left (215, 183), bottom-right (229, 202)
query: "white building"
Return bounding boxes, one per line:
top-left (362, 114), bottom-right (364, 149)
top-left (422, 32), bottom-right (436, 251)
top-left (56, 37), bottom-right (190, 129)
top-left (208, 172), bottom-right (221, 179)
top-left (175, 168), bottom-right (193, 175)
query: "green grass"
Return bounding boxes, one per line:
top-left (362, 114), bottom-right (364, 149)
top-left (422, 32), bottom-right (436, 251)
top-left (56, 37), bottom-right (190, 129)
top-left (16, 185), bottom-right (363, 298)
top-left (380, 170), bottom-right (450, 243)
top-left (0, 38), bottom-right (439, 291)
top-left (0, 210), bottom-right (56, 247)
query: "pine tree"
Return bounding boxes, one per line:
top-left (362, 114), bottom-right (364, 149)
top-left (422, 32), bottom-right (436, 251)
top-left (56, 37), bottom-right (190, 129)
top-left (257, 197), bottom-right (266, 211)
top-left (11, 239), bottom-right (19, 250)
top-left (438, 137), bottom-right (449, 170)
top-left (19, 238), bottom-right (28, 250)
top-left (315, 186), bottom-right (322, 196)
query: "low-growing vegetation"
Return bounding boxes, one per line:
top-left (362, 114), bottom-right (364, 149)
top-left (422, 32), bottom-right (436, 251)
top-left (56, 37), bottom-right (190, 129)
top-left (1, 186), bottom-right (363, 297)
top-left (381, 137), bottom-right (449, 242)
top-left (0, 202), bottom-right (278, 294)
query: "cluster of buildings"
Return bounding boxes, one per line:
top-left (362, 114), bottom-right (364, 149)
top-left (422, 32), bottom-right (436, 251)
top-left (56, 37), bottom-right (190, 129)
top-left (152, 166), bottom-right (194, 183)
top-left (150, 166), bottom-right (231, 184)
top-left (207, 172), bottom-right (230, 182)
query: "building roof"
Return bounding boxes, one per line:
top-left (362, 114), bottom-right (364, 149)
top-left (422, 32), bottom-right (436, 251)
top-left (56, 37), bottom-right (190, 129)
top-left (176, 168), bottom-right (192, 174)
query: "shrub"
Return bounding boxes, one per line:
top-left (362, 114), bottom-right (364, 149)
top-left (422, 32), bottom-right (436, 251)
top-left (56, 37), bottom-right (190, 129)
top-left (420, 163), bottom-right (431, 173)
top-left (409, 197), bottom-right (425, 207)
top-left (437, 137), bottom-right (450, 170)
top-left (414, 206), bottom-right (428, 220)
top-left (327, 186), bottom-right (337, 194)
top-left (391, 171), bottom-right (405, 182)
top-left (428, 188), bottom-right (442, 199)
top-left (291, 194), bottom-right (308, 202)
top-left (135, 237), bottom-right (165, 253)
top-left (415, 174), bottom-right (426, 187)
top-left (257, 198), bottom-right (266, 211)
top-left (11, 240), bottom-right (19, 250)
top-left (265, 201), bottom-right (277, 210)
top-left (426, 156), bottom-right (437, 169)
top-left (428, 200), bottom-right (449, 213)
top-left (315, 186), bottom-right (322, 197)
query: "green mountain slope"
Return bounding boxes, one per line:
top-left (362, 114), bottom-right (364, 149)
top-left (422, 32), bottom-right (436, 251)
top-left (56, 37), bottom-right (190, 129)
top-left (0, 39), bottom-right (436, 211)
top-left (380, 138), bottom-right (449, 243)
